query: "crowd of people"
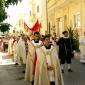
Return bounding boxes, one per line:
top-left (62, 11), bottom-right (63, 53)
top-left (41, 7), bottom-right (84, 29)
top-left (7, 31), bottom-right (77, 85)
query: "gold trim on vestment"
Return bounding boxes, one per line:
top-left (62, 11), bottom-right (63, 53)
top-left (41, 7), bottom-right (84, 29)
top-left (31, 41), bottom-right (42, 49)
top-left (40, 47), bottom-right (54, 85)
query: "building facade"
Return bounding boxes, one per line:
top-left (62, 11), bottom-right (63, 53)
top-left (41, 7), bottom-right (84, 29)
top-left (29, 0), bottom-right (48, 35)
top-left (47, 0), bottom-right (85, 36)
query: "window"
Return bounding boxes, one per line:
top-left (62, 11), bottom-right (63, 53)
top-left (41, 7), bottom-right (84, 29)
top-left (74, 14), bottom-right (81, 28)
top-left (30, 10), bottom-right (31, 16)
top-left (37, 5), bottom-right (39, 13)
top-left (64, 15), bottom-right (67, 28)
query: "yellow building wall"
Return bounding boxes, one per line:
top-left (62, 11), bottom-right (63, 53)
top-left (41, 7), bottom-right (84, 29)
top-left (48, 0), bottom-right (85, 36)
top-left (81, 0), bottom-right (85, 35)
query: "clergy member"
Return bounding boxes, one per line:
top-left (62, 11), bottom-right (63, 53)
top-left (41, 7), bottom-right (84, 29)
top-left (34, 35), bottom-right (64, 85)
top-left (13, 36), bottom-right (20, 65)
top-left (25, 32), bottom-right (42, 85)
top-left (8, 36), bottom-right (13, 56)
top-left (79, 32), bottom-right (85, 63)
top-left (17, 34), bottom-right (26, 65)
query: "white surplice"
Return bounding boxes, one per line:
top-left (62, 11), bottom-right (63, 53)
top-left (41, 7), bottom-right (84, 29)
top-left (25, 40), bottom-right (42, 82)
top-left (17, 38), bottom-right (26, 64)
top-left (34, 45), bottom-right (64, 85)
top-left (79, 36), bottom-right (85, 63)
top-left (8, 39), bottom-right (13, 55)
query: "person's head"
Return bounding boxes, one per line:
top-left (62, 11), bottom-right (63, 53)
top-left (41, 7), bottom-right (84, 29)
top-left (20, 34), bottom-right (25, 40)
top-left (44, 35), bottom-right (50, 45)
top-left (34, 32), bottom-right (40, 40)
top-left (23, 35), bottom-right (28, 42)
top-left (62, 31), bottom-right (69, 37)
top-left (53, 32), bottom-right (56, 37)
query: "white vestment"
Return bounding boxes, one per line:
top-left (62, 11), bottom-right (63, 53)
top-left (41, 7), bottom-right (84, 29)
top-left (79, 36), bottom-right (85, 63)
top-left (8, 39), bottom-right (13, 55)
top-left (44, 46), bottom-right (55, 82)
top-left (50, 37), bottom-right (59, 53)
top-left (13, 41), bottom-right (19, 64)
top-left (34, 45), bottom-right (64, 85)
top-left (17, 38), bottom-right (26, 64)
top-left (25, 40), bottom-right (42, 82)
top-left (31, 40), bottom-right (42, 57)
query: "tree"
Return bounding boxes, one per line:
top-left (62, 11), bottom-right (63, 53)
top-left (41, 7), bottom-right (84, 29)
top-left (5, 0), bottom-right (22, 7)
top-left (67, 27), bottom-right (79, 52)
top-left (0, 23), bottom-right (11, 33)
top-left (0, 0), bottom-right (22, 32)
top-left (0, 0), bottom-right (4, 7)
top-left (0, 8), bottom-right (7, 22)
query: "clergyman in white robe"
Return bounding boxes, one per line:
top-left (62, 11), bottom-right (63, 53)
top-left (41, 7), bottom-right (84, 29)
top-left (17, 38), bottom-right (26, 65)
top-left (13, 37), bottom-right (20, 65)
top-left (25, 39), bottom-right (42, 82)
top-left (13, 41), bottom-right (18, 64)
top-left (8, 38), bottom-right (13, 55)
top-left (79, 36), bottom-right (85, 63)
top-left (34, 45), bottom-right (64, 85)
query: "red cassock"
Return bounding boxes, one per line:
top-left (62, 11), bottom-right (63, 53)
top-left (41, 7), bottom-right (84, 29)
top-left (33, 50), bottom-right (37, 75)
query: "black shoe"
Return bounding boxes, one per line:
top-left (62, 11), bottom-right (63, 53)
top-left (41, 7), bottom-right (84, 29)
top-left (32, 81), bottom-right (34, 85)
top-left (68, 69), bottom-right (73, 72)
top-left (14, 63), bottom-right (18, 66)
top-left (61, 70), bottom-right (64, 73)
top-left (22, 70), bottom-right (25, 73)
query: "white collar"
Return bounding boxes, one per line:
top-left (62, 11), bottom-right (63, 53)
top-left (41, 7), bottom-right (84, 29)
top-left (63, 36), bottom-right (69, 39)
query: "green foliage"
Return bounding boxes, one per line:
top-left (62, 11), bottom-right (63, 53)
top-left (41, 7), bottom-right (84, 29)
top-left (0, 23), bottom-right (11, 32)
top-left (67, 27), bottom-right (79, 52)
top-left (5, 0), bottom-right (22, 7)
top-left (0, 8), bottom-right (7, 22)
top-left (0, 0), bottom-right (22, 22)
top-left (0, 0), bottom-right (22, 32)
top-left (0, 0), bottom-right (4, 7)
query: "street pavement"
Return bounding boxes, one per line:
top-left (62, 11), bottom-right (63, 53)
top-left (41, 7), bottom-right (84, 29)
top-left (0, 52), bottom-right (31, 85)
top-left (63, 58), bottom-right (85, 85)
top-left (0, 52), bottom-right (85, 85)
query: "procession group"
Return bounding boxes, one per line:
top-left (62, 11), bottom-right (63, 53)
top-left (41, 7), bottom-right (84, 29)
top-left (8, 30), bottom-right (85, 85)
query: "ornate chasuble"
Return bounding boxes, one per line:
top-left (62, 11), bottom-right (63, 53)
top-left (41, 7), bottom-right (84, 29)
top-left (41, 45), bottom-right (55, 82)
top-left (25, 41), bottom-right (28, 57)
top-left (31, 40), bottom-right (42, 56)
top-left (31, 40), bottom-right (42, 75)
top-left (34, 45), bottom-right (64, 85)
